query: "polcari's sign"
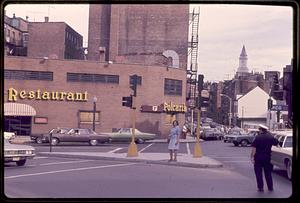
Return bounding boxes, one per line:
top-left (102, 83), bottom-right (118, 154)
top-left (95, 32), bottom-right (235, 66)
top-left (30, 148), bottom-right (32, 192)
top-left (141, 102), bottom-right (187, 113)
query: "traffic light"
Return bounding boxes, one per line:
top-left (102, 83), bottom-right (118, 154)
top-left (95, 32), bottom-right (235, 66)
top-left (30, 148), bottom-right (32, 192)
top-left (267, 98), bottom-right (273, 110)
top-left (130, 74), bottom-right (138, 97)
top-left (201, 95), bottom-right (210, 107)
top-left (122, 96), bottom-right (132, 108)
top-left (198, 74), bottom-right (204, 93)
top-left (273, 74), bottom-right (279, 91)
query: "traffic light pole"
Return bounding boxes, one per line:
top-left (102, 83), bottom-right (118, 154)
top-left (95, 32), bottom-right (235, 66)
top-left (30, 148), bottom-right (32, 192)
top-left (127, 96), bottom-right (138, 157)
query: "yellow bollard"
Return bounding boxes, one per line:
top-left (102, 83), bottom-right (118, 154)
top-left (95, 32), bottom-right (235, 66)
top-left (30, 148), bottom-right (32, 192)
top-left (193, 108), bottom-right (203, 157)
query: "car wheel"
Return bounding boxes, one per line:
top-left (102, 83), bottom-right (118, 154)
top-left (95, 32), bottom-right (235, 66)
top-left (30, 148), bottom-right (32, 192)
top-left (51, 138), bottom-right (59, 146)
top-left (89, 139), bottom-right (98, 146)
top-left (16, 159), bottom-right (26, 166)
top-left (135, 138), bottom-right (145, 144)
top-left (36, 137), bottom-right (43, 144)
top-left (240, 140), bottom-right (248, 147)
top-left (234, 142), bottom-right (239, 147)
top-left (286, 160), bottom-right (292, 180)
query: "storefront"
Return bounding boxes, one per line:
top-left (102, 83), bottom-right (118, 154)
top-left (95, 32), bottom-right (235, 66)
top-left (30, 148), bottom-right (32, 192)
top-left (4, 102), bottom-right (36, 135)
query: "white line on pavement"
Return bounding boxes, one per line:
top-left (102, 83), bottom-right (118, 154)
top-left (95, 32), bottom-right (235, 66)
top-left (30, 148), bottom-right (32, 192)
top-left (33, 157), bottom-right (49, 159)
top-left (186, 143), bottom-right (191, 155)
top-left (108, 148), bottom-right (123, 153)
top-left (5, 163), bottom-right (136, 180)
top-left (40, 160), bottom-right (92, 166)
top-left (139, 143), bottom-right (154, 153)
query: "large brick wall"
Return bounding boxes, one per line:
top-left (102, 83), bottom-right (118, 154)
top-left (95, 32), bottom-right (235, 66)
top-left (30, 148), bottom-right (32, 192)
top-left (4, 56), bottom-right (187, 137)
top-left (88, 4), bottom-right (189, 69)
top-left (27, 22), bottom-right (66, 59)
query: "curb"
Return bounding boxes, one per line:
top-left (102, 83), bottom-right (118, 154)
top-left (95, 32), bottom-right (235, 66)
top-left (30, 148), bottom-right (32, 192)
top-left (38, 152), bottom-right (223, 169)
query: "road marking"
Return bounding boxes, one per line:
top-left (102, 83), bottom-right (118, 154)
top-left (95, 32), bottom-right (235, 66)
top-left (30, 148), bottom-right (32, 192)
top-left (222, 160), bottom-right (250, 163)
top-left (40, 160), bottom-right (92, 166)
top-left (34, 157), bottom-right (49, 159)
top-left (186, 143), bottom-right (191, 155)
top-left (5, 163), bottom-right (136, 180)
top-left (139, 143), bottom-right (154, 153)
top-left (108, 148), bottom-right (123, 153)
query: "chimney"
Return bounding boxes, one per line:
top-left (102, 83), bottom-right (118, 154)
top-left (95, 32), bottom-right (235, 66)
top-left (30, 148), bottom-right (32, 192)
top-left (45, 16), bottom-right (49, 22)
top-left (99, 47), bottom-right (106, 62)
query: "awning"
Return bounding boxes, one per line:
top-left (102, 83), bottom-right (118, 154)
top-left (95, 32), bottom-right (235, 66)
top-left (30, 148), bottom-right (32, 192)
top-left (4, 103), bottom-right (36, 116)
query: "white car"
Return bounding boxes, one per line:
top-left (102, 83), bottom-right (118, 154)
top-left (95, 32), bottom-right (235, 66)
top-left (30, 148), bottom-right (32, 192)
top-left (4, 139), bottom-right (36, 166)
top-left (4, 132), bottom-right (16, 140)
top-left (271, 130), bottom-right (293, 180)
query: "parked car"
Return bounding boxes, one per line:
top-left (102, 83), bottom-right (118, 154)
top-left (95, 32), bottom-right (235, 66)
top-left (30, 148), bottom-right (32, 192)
top-left (4, 139), bottom-right (36, 166)
top-left (30, 127), bottom-right (71, 144)
top-left (232, 130), bottom-right (259, 147)
top-left (102, 128), bottom-right (156, 144)
top-left (200, 128), bottom-right (224, 140)
top-left (43, 128), bottom-right (110, 146)
top-left (271, 130), bottom-right (293, 180)
top-left (4, 132), bottom-right (16, 141)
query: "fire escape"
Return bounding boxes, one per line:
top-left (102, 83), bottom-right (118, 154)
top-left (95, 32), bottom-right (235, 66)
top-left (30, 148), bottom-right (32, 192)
top-left (186, 7), bottom-right (200, 126)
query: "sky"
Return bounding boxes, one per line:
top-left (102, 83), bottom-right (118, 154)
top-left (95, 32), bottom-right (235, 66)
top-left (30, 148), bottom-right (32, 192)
top-left (4, 3), bottom-right (293, 82)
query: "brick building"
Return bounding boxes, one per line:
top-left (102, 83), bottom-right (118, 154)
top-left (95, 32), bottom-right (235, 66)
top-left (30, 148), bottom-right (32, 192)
top-left (88, 4), bottom-right (189, 69)
top-left (4, 56), bottom-right (187, 137)
top-left (27, 18), bottom-right (84, 60)
top-left (4, 13), bottom-right (28, 56)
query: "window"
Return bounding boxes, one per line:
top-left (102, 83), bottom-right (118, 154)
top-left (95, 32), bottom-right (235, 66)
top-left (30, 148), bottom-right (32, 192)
top-left (284, 136), bottom-right (292, 148)
top-left (67, 72), bottom-right (119, 84)
top-left (164, 78), bottom-right (182, 95)
top-left (79, 110), bottom-right (100, 124)
top-left (4, 70), bottom-right (53, 81)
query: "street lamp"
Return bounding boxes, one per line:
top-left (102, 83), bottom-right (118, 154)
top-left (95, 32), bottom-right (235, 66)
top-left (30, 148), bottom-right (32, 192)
top-left (93, 96), bottom-right (97, 131)
top-left (220, 94), bottom-right (232, 127)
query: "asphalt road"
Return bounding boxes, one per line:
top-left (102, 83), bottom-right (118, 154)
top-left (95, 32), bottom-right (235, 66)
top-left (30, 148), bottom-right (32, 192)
top-left (4, 140), bottom-right (293, 199)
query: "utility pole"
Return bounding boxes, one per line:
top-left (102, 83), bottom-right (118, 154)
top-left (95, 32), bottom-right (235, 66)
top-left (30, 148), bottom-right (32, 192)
top-left (127, 75), bottom-right (138, 157)
top-left (193, 74), bottom-right (203, 158)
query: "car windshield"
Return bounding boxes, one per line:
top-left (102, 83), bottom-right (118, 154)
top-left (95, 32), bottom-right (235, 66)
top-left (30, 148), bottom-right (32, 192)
top-left (284, 136), bottom-right (293, 148)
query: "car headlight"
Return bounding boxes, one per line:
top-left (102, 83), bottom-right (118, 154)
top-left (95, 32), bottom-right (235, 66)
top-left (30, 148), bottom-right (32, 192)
top-left (26, 150), bottom-right (34, 155)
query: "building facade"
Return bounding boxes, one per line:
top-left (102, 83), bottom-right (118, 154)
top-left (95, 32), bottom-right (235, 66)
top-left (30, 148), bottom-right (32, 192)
top-left (27, 19), bottom-right (84, 60)
top-left (4, 13), bottom-right (28, 56)
top-left (4, 56), bottom-right (187, 137)
top-left (88, 4), bottom-right (189, 69)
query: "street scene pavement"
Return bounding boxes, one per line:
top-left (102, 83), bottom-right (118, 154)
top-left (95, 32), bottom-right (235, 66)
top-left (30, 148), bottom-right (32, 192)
top-left (4, 137), bottom-right (292, 199)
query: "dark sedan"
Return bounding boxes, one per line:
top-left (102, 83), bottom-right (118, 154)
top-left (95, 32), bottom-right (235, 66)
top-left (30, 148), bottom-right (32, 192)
top-left (43, 128), bottom-right (110, 146)
top-left (31, 128), bottom-right (71, 144)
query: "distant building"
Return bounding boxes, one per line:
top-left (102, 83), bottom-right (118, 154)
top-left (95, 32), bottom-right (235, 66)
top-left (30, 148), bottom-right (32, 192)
top-left (4, 12), bottom-right (28, 56)
top-left (235, 45), bottom-right (250, 77)
top-left (88, 4), bottom-right (189, 69)
top-left (236, 86), bottom-right (276, 128)
top-left (28, 17), bottom-right (84, 60)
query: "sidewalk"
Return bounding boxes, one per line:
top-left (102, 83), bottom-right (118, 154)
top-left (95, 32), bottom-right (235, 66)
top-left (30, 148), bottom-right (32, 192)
top-left (39, 151), bottom-right (223, 169)
top-left (12, 135), bottom-right (221, 169)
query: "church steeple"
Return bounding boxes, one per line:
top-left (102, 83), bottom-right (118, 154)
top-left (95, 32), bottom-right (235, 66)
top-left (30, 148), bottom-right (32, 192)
top-left (236, 45), bottom-right (250, 76)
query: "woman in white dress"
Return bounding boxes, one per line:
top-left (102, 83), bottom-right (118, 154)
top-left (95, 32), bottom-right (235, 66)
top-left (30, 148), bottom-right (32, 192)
top-left (168, 120), bottom-right (181, 162)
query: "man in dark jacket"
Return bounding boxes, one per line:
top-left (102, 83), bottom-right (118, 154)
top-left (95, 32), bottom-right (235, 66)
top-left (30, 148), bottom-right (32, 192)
top-left (250, 124), bottom-right (279, 192)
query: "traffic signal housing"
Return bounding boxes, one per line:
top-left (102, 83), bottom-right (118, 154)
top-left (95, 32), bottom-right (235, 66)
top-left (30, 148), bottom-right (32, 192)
top-left (198, 74), bottom-right (204, 93)
top-left (130, 74), bottom-right (138, 97)
top-left (122, 96), bottom-right (133, 108)
top-left (267, 98), bottom-right (273, 110)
